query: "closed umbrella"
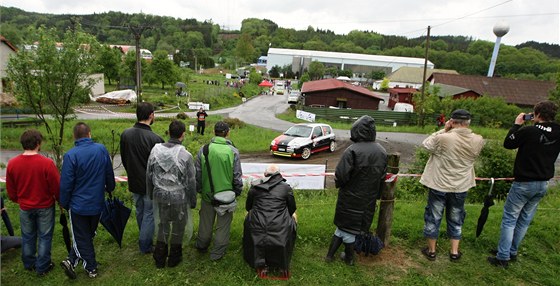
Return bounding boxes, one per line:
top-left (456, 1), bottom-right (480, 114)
top-left (476, 178), bottom-right (495, 238)
top-left (59, 209), bottom-right (72, 253)
top-left (100, 193), bottom-right (131, 248)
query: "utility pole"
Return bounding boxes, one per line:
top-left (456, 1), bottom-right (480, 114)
top-left (419, 25), bottom-right (431, 127)
top-left (129, 24), bottom-right (151, 104)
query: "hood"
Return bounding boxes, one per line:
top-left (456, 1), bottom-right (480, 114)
top-left (350, 115), bottom-right (376, 142)
top-left (535, 122), bottom-right (560, 145)
top-left (150, 144), bottom-right (183, 172)
top-left (274, 135), bottom-right (311, 147)
top-left (251, 173), bottom-right (285, 192)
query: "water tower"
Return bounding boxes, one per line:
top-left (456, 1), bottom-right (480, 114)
top-left (487, 21), bottom-right (510, 77)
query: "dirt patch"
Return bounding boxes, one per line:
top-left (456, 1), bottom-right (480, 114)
top-left (357, 245), bottom-right (422, 282)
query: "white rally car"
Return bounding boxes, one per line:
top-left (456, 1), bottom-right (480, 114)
top-left (270, 123), bottom-right (336, 160)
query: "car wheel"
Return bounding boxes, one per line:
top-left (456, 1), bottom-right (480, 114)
top-left (301, 147), bottom-right (311, 160)
top-left (329, 141), bottom-right (337, 152)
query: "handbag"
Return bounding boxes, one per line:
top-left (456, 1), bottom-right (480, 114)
top-left (354, 232), bottom-right (384, 256)
top-left (203, 144), bottom-right (236, 206)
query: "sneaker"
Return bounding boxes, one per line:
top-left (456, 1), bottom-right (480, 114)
top-left (421, 247), bottom-right (436, 261)
top-left (489, 249), bottom-right (517, 262)
top-left (37, 262), bottom-right (55, 277)
top-left (449, 251), bottom-right (463, 262)
top-left (487, 256), bottom-right (508, 268)
top-left (86, 268), bottom-right (98, 278)
top-left (60, 259), bottom-right (77, 280)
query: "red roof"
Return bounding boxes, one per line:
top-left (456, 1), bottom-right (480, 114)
top-left (302, 78), bottom-right (384, 100)
top-left (428, 73), bottom-right (555, 107)
top-left (388, 87), bottom-right (418, 94)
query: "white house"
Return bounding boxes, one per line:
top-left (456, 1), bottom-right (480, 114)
top-left (0, 35), bottom-right (18, 94)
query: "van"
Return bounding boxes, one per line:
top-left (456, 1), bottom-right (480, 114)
top-left (393, 103), bottom-right (414, 112)
top-left (275, 81), bottom-right (285, 95)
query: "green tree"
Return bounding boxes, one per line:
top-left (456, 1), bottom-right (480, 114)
top-left (308, 61), bottom-right (325, 80)
top-left (235, 33), bottom-right (256, 65)
top-left (147, 50), bottom-right (180, 89)
top-left (7, 26), bottom-right (99, 169)
top-left (96, 45), bottom-right (122, 85)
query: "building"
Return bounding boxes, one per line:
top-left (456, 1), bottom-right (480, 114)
top-left (373, 66), bottom-right (458, 90)
top-left (0, 35), bottom-right (17, 94)
top-left (428, 73), bottom-right (556, 107)
top-left (387, 87), bottom-right (418, 109)
top-left (301, 78), bottom-right (384, 110)
top-left (431, 83), bottom-right (481, 100)
top-left (266, 48), bottom-right (434, 80)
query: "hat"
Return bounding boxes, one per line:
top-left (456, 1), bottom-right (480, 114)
top-left (214, 121), bottom-right (230, 133)
top-left (450, 109), bottom-right (471, 120)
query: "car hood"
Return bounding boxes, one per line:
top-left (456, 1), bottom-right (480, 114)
top-left (273, 135), bottom-right (311, 146)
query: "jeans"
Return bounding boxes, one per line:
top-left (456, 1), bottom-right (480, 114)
top-left (133, 193), bottom-right (155, 253)
top-left (335, 228), bottom-right (356, 244)
top-left (19, 206), bottom-right (54, 273)
top-left (496, 181), bottom-right (547, 261)
top-left (423, 189), bottom-right (467, 240)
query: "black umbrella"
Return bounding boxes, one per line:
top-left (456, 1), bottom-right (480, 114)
top-left (476, 178), bottom-right (495, 238)
top-left (1, 197), bottom-right (15, 236)
top-left (100, 193), bottom-right (131, 248)
top-left (59, 209), bottom-right (72, 253)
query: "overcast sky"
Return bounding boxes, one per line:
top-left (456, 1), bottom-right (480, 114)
top-left (3, 0), bottom-right (559, 46)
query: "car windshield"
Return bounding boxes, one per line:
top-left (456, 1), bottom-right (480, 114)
top-left (284, 125), bottom-right (312, 137)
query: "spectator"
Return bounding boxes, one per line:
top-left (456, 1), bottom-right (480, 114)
top-left (243, 164), bottom-right (297, 277)
top-left (488, 101), bottom-right (560, 268)
top-left (419, 109), bottom-right (484, 262)
top-left (195, 121), bottom-right (243, 261)
top-left (6, 129), bottom-right (60, 276)
top-left (196, 107), bottom-right (208, 135)
top-left (59, 122), bottom-right (115, 279)
top-left (325, 115), bottom-right (388, 266)
top-left (120, 102), bottom-right (164, 254)
top-left (146, 120), bottom-right (197, 268)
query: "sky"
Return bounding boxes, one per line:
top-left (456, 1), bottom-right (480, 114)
top-left (2, 0), bottom-right (559, 46)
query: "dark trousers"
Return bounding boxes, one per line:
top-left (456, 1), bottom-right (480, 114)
top-left (68, 210), bottom-right (99, 272)
top-left (197, 121), bottom-right (206, 135)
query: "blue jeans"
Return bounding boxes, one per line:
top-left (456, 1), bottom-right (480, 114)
top-left (334, 228), bottom-right (356, 244)
top-left (496, 181), bottom-right (547, 261)
top-left (19, 206), bottom-right (55, 273)
top-left (133, 193), bottom-right (154, 253)
top-left (423, 189), bottom-right (467, 240)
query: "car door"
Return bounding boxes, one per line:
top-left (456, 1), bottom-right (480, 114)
top-left (311, 126), bottom-right (324, 151)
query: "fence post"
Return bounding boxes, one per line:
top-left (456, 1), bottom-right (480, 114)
top-left (376, 153), bottom-right (400, 247)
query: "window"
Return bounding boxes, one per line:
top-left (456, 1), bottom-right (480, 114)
top-left (313, 127), bottom-right (323, 138)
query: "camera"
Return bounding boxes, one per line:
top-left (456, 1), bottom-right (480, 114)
top-left (523, 113), bottom-right (534, 121)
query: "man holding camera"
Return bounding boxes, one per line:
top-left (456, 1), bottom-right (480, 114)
top-left (488, 100), bottom-right (560, 268)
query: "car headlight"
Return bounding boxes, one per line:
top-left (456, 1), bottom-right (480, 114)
top-left (289, 144), bottom-right (300, 150)
top-left (270, 140), bottom-right (276, 146)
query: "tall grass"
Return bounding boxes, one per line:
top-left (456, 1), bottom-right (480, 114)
top-left (1, 185), bottom-right (559, 285)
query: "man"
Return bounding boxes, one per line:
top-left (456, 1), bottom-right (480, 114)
top-left (488, 100), bottom-right (560, 268)
top-left (325, 115), bottom-right (387, 266)
top-left (6, 129), bottom-right (60, 276)
top-left (243, 165), bottom-right (297, 277)
top-left (146, 120), bottom-right (197, 268)
top-left (419, 109), bottom-right (484, 262)
top-left (60, 122), bottom-right (115, 279)
top-left (196, 107), bottom-right (208, 135)
top-left (195, 121), bottom-right (243, 261)
top-left (120, 102), bottom-right (164, 254)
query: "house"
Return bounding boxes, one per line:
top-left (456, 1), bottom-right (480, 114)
top-left (301, 78), bottom-right (384, 110)
top-left (0, 35), bottom-right (18, 94)
top-left (387, 87), bottom-right (418, 109)
top-left (428, 73), bottom-right (556, 107)
top-left (373, 66), bottom-right (459, 90)
top-left (431, 83), bottom-right (481, 100)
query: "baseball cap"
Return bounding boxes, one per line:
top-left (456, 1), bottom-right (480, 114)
top-left (450, 109), bottom-right (471, 120)
top-left (214, 121), bottom-right (230, 133)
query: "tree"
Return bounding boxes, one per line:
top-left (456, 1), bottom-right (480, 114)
top-left (308, 61), bottom-right (325, 80)
top-left (96, 45), bottom-right (122, 85)
top-left (147, 50), bottom-right (180, 89)
top-left (235, 33), bottom-right (256, 65)
top-left (7, 26), bottom-right (99, 169)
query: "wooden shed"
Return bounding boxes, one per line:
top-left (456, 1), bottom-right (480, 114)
top-left (301, 78), bottom-right (384, 110)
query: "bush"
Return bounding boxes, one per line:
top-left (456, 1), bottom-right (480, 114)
top-left (176, 112), bottom-right (189, 120)
top-left (223, 117), bottom-right (245, 129)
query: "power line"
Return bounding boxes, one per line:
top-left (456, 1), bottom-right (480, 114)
top-left (431, 0), bottom-right (514, 28)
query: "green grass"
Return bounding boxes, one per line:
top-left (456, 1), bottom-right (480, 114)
top-left (1, 185), bottom-right (559, 285)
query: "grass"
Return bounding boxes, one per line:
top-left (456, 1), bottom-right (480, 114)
top-left (1, 184), bottom-right (559, 285)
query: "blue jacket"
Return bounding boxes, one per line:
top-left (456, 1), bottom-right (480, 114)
top-left (60, 138), bottom-right (115, 215)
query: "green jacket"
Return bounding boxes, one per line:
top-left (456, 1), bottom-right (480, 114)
top-left (195, 136), bottom-right (243, 203)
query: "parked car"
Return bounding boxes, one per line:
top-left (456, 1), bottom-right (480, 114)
top-left (287, 90), bottom-right (301, 104)
top-left (270, 123), bottom-right (336, 160)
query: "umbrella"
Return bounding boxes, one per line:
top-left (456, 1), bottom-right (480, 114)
top-left (258, 80), bottom-right (273, 87)
top-left (476, 178), bottom-right (495, 237)
top-left (175, 82), bottom-right (187, 88)
top-left (1, 197), bottom-right (15, 236)
top-left (100, 193), bottom-right (131, 248)
top-left (59, 210), bottom-right (72, 253)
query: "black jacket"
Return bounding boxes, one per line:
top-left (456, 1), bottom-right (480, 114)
top-left (334, 115), bottom-right (388, 235)
top-left (504, 122), bottom-right (560, 181)
top-left (120, 123), bottom-right (164, 195)
top-left (243, 173), bottom-right (297, 269)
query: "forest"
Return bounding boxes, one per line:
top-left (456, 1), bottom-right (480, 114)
top-left (1, 6), bottom-right (559, 81)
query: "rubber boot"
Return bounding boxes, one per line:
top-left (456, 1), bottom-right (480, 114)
top-left (153, 242), bottom-right (168, 268)
top-left (340, 243), bottom-right (355, 266)
top-left (167, 244), bottom-right (183, 268)
top-left (325, 235), bottom-right (343, 262)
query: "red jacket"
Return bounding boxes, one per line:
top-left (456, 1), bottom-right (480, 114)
top-left (6, 154), bottom-right (60, 210)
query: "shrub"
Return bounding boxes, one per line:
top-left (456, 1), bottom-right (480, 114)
top-left (176, 112), bottom-right (189, 120)
top-left (223, 117), bottom-right (245, 129)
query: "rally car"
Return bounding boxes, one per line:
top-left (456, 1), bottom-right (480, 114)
top-left (270, 123), bottom-right (336, 160)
